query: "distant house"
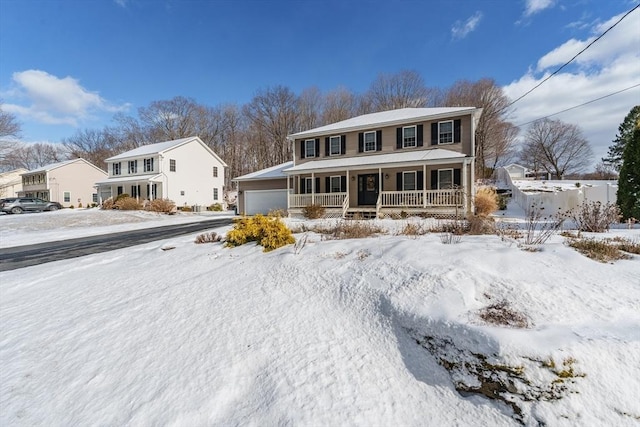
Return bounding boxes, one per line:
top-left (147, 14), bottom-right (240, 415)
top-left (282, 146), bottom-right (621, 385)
top-left (504, 164), bottom-right (528, 179)
top-left (96, 136), bottom-right (227, 208)
top-left (233, 162), bottom-right (292, 215)
top-left (18, 159), bottom-right (107, 207)
top-left (0, 168), bottom-right (28, 198)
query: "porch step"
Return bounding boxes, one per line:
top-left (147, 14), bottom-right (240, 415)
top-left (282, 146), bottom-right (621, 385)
top-left (344, 209), bottom-right (377, 220)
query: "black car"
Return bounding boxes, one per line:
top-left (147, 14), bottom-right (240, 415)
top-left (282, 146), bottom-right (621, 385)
top-left (0, 197), bottom-right (63, 214)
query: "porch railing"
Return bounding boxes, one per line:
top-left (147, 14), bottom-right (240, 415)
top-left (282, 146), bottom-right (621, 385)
top-left (289, 192), bottom-right (347, 208)
top-left (380, 189), bottom-right (464, 208)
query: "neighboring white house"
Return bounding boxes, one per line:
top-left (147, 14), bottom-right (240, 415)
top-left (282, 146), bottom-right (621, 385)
top-left (0, 168), bottom-right (28, 198)
top-left (18, 159), bottom-right (107, 207)
top-left (503, 163), bottom-right (527, 180)
top-left (96, 136), bottom-right (227, 208)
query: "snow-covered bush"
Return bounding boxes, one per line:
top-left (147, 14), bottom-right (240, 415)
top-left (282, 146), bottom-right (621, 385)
top-left (146, 198), bottom-right (176, 213)
top-left (474, 187), bottom-right (498, 216)
top-left (302, 203), bottom-right (325, 219)
top-left (569, 201), bottom-right (621, 232)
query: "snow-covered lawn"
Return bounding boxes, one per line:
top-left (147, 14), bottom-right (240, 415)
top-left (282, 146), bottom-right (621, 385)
top-left (1, 207), bottom-right (639, 426)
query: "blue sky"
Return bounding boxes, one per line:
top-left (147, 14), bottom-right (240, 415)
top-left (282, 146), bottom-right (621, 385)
top-left (1, 0), bottom-right (638, 166)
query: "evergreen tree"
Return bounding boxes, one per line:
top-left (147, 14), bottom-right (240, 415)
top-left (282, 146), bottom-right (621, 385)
top-left (617, 117), bottom-right (640, 221)
top-left (603, 105), bottom-right (640, 171)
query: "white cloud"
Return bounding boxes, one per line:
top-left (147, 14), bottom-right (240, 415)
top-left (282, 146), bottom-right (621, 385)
top-left (451, 11), bottom-right (483, 40)
top-left (3, 70), bottom-right (129, 126)
top-left (114, 0), bottom-right (128, 8)
top-left (524, 0), bottom-right (556, 17)
top-left (503, 9), bottom-right (640, 168)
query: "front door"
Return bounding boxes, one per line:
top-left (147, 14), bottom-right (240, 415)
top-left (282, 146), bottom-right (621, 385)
top-left (357, 174), bottom-right (379, 206)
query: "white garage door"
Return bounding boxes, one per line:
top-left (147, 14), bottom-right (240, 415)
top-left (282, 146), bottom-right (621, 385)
top-left (244, 189), bottom-right (288, 215)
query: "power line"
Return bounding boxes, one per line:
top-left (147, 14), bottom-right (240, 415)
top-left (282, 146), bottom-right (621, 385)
top-left (506, 3), bottom-right (639, 109)
top-left (515, 83), bottom-right (640, 127)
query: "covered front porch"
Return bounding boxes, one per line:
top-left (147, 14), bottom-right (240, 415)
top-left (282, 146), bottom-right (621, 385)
top-left (283, 149), bottom-right (474, 219)
top-left (95, 175), bottom-right (164, 205)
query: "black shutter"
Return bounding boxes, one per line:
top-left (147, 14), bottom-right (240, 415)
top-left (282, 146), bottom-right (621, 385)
top-left (315, 177), bottom-right (320, 193)
top-left (325, 137), bottom-right (330, 156)
top-left (315, 138), bottom-right (320, 156)
top-left (301, 178), bottom-right (306, 193)
top-left (325, 177), bottom-right (330, 193)
top-left (396, 172), bottom-right (403, 191)
top-left (454, 119), bottom-right (461, 143)
top-left (431, 170), bottom-right (438, 189)
top-left (454, 168), bottom-right (461, 187)
top-left (358, 133), bottom-right (364, 152)
top-left (341, 135), bottom-right (346, 154)
top-left (417, 171), bottom-right (424, 190)
top-left (431, 123), bottom-right (438, 145)
top-left (376, 130), bottom-right (382, 151)
top-left (396, 128), bottom-right (403, 149)
top-left (417, 124), bottom-right (424, 146)
top-left (300, 140), bottom-right (306, 158)
top-left (341, 176), bottom-right (346, 192)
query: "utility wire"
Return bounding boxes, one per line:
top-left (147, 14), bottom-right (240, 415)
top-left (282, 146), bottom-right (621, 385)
top-left (515, 83), bottom-right (640, 127)
top-left (506, 3), bottom-right (639, 109)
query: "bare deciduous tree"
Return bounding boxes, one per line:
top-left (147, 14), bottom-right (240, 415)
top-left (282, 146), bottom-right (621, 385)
top-left (520, 118), bottom-right (593, 179)
top-left (62, 128), bottom-right (123, 171)
top-left (2, 142), bottom-right (66, 170)
top-left (297, 87), bottom-right (322, 131)
top-left (442, 78), bottom-right (516, 178)
top-left (321, 87), bottom-right (357, 125)
top-left (0, 103), bottom-right (21, 139)
top-left (364, 70), bottom-right (430, 112)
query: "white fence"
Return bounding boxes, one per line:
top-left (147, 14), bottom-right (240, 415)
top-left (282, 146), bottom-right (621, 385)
top-left (495, 167), bottom-right (617, 214)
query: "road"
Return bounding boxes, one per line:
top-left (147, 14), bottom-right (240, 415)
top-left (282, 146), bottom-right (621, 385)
top-left (0, 217), bottom-right (234, 272)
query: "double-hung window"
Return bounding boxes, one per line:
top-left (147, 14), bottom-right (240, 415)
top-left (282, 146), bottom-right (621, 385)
top-left (113, 162), bottom-right (121, 176)
top-left (364, 131), bottom-right (376, 152)
top-left (169, 159), bottom-right (176, 172)
top-left (403, 171), bottom-right (417, 191)
top-left (330, 176), bottom-right (342, 193)
top-left (213, 188), bottom-right (219, 200)
top-left (144, 158), bottom-right (154, 172)
top-left (128, 160), bottom-right (137, 174)
top-left (439, 121), bottom-right (453, 144)
top-left (403, 126), bottom-right (416, 148)
top-left (304, 177), bottom-right (313, 194)
top-left (305, 139), bottom-right (316, 158)
top-left (329, 136), bottom-right (341, 156)
top-left (438, 169), bottom-right (454, 189)
top-left (213, 166), bottom-right (218, 177)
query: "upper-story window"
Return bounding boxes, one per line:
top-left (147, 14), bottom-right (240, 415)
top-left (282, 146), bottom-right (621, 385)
top-left (439, 121), bottom-right (453, 144)
top-left (329, 136), bottom-right (341, 156)
top-left (403, 126), bottom-right (416, 148)
top-left (213, 166), bottom-right (218, 177)
top-left (113, 162), bottom-right (121, 176)
top-left (169, 159), bottom-right (176, 172)
top-left (364, 132), bottom-right (376, 152)
top-left (128, 160), bottom-right (137, 174)
top-left (305, 139), bottom-right (316, 158)
top-left (144, 158), bottom-right (154, 172)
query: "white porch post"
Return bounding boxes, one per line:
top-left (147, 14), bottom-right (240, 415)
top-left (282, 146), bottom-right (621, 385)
top-left (462, 160), bottom-right (468, 214)
top-left (346, 169), bottom-right (350, 208)
top-left (286, 175), bottom-right (290, 210)
top-left (423, 164), bottom-right (427, 208)
top-left (311, 172), bottom-right (315, 204)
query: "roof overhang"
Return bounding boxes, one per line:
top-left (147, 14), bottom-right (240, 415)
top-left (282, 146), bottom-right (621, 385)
top-left (283, 149), bottom-right (470, 175)
top-left (95, 174), bottom-right (162, 186)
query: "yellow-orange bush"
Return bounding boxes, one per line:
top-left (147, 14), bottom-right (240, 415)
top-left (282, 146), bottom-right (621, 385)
top-left (474, 187), bottom-right (498, 216)
top-left (146, 198), bottom-right (176, 213)
top-left (225, 215), bottom-right (295, 252)
top-left (114, 196), bottom-right (142, 210)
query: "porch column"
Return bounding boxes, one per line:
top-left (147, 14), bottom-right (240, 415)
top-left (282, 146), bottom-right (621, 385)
top-left (462, 159), bottom-right (468, 214)
top-left (346, 169), bottom-right (350, 208)
top-left (311, 172), bottom-right (315, 204)
top-left (286, 175), bottom-right (290, 211)
top-left (423, 164), bottom-right (427, 208)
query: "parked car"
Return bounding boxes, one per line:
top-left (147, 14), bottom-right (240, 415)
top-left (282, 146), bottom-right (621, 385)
top-left (0, 197), bottom-right (63, 214)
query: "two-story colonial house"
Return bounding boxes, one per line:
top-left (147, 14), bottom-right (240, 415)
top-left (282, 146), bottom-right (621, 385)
top-left (18, 159), bottom-right (107, 207)
top-left (283, 107), bottom-right (482, 218)
top-left (96, 136), bottom-right (227, 208)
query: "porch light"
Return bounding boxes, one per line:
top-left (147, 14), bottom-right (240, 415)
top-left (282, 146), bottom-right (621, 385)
top-left (351, 176), bottom-right (355, 181)
top-left (384, 173), bottom-right (389, 179)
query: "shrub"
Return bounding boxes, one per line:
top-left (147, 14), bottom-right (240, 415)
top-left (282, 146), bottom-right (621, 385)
top-left (195, 231), bottom-right (221, 244)
top-left (180, 206), bottom-right (193, 212)
top-left (478, 300), bottom-right (530, 328)
top-left (398, 221), bottom-right (427, 237)
top-left (497, 195), bottom-right (509, 210)
top-left (323, 220), bottom-right (384, 240)
top-left (115, 193), bottom-right (130, 202)
top-left (207, 203), bottom-right (223, 211)
top-left (567, 237), bottom-right (631, 263)
top-left (522, 203), bottom-right (566, 245)
top-left (302, 203), bottom-right (325, 219)
top-left (569, 201), bottom-right (621, 233)
top-left (226, 215), bottom-right (295, 252)
top-left (468, 215), bottom-right (496, 235)
top-left (78, 202), bottom-right (83, 208)
top-left (147, 198), bottom-right (176, 213)
top-left (69, 205), bottom-right (74, 209)
top-left (475, 187), bottom-right (498, 216)
top-left (267, 208), bottom-right (287, 218)
top-left (114, 196), bottom-right (142, 210)
top-left (101, 198), bottom-right (115, 210)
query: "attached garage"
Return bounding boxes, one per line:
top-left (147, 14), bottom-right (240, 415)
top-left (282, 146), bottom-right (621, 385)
top-left (244, 189), bottom-right (289, 215)
top-left (232, 162), bottom-right (292, 215)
